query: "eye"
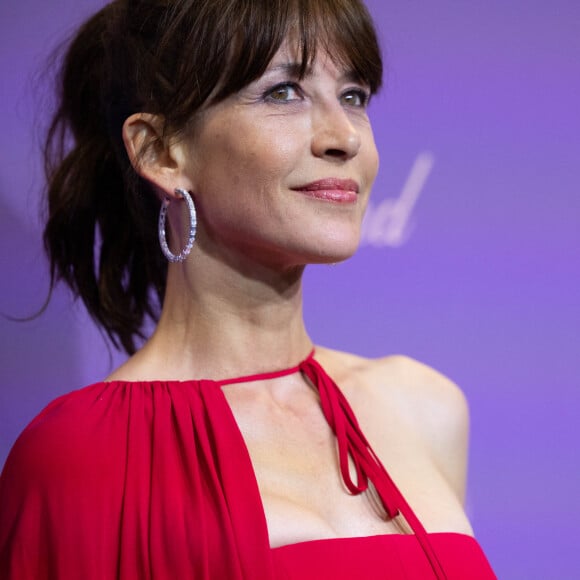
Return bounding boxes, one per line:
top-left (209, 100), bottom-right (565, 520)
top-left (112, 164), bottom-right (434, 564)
top-left (340, 88), bottom-right (370, 108)
top-left (264, 82), bottom-right (302, 103)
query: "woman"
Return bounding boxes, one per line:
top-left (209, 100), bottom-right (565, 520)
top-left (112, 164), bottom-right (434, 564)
top-left (0, 0), bottom-right (495, 578)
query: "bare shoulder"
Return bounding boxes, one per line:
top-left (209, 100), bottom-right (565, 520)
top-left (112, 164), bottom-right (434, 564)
top-left (373, 354), bottom-right (469, 434)
top-left (315, 346), bottom-right (468, 417)
top-left (314, 346), bottom-right (470, 501)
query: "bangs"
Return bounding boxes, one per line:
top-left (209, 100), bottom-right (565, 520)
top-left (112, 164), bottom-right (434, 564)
top-left (210, 0), bottom-right (383, 104)
top-left (135, 0), bottom-right (383, 133)
top-left (295, 0), bottom-right (383, 93)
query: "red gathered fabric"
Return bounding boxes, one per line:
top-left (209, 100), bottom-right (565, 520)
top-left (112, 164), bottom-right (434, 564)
top-left (0, 352), bottom-right (496, 579)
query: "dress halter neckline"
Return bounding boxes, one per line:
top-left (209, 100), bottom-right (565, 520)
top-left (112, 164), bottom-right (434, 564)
top-left (216, 349), bottom-right (316, 386)
top-left (215, 348), bottom-right (448, 578)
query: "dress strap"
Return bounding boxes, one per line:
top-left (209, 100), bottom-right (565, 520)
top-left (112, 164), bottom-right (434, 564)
top-left (216, 350), bottom-right (315, 386)
top-left (299, 355), bottom-right (448, 580)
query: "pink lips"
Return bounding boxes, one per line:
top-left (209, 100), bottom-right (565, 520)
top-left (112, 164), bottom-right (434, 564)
top-left (292, 178), bottom-right (359, 203)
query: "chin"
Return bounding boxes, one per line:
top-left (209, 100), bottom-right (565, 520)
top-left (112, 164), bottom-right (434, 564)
top-left (299, 234), bottom-right (362, 266)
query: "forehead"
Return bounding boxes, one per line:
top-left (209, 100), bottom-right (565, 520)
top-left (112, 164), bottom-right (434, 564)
top-left (266, 35), bottom-right (364, 81)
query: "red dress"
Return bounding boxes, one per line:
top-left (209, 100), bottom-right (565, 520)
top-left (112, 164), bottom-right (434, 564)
top-left (0, 353), bottom-right (495, 579)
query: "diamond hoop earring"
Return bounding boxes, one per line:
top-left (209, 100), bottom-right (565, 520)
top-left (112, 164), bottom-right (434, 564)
top-left (158, 188), bottom-right (197, 263)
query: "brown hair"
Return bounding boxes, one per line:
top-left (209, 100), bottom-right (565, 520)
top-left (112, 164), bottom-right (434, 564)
top-left (43, 0), bottom-right (383, 354)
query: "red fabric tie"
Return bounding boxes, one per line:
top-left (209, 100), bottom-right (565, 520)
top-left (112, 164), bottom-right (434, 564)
top-left (219, 350), bottom-right (448, 578)
top-left (299, 354), bottom-right (448, 579)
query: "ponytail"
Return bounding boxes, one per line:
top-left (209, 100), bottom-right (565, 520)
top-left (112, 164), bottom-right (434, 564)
top-left (43, 4), bottom-right (165, 355)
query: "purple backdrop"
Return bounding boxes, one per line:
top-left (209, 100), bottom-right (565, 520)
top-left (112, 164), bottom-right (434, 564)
top-left (1, 1), bottom-right (579, 578)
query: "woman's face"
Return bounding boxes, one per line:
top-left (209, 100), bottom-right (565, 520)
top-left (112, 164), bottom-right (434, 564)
top-left (180, 39), bottom-right (379, 270)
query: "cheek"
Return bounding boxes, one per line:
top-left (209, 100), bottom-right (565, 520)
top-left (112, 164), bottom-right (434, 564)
top-left (358, 136), bottom-right (379, 214)
top-left (364, 130), bottom-right (380, 181)
top-left (369, 150), bottom-right (380, 185)
top-left (227, 131), bottom-right (302, 187)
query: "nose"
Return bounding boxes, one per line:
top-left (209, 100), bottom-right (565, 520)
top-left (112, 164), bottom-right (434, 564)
top-left (311, 103), bottom-right (362, 161)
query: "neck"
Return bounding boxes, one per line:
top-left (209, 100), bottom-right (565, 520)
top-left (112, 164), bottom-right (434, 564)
top-left (134, 246), bottom-right (313, 381)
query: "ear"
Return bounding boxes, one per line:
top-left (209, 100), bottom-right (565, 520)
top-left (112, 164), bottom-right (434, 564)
top-left (122, 113), bottom-right (193, 199)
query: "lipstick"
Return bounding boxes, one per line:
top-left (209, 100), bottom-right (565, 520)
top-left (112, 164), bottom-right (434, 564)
top-left (292, 178), bottom-right (359, 203)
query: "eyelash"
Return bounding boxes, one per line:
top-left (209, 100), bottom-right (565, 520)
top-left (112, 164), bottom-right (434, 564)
top-left (340, 88), bottom-right (371, 108)
top-left (263, 82), bottom-right (302, 103)
top-left (263, 82), bottom-right (370, 108)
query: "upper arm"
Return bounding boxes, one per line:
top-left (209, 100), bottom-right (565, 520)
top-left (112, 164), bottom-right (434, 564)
top-left (0, 389), bottom-right (122, 579)
top-left (416, 366), bottom-right (470, 504)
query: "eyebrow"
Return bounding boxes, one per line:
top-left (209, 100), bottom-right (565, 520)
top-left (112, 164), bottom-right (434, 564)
top-left (267, 62), bottom-right (308, 77)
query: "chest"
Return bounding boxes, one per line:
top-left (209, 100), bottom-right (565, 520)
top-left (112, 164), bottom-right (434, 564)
top-left (222, 382), bottom-right (469, 548)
